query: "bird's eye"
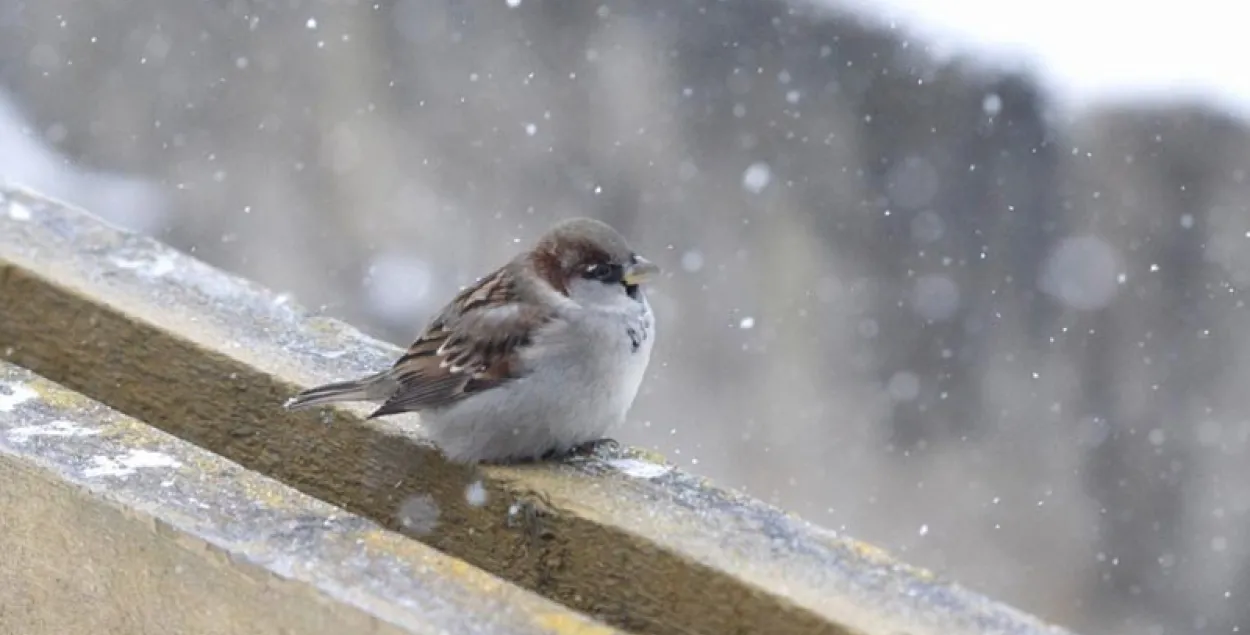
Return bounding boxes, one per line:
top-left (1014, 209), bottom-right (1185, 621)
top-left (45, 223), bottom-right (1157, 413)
top-left (584, 263), bottom-right (622, 283)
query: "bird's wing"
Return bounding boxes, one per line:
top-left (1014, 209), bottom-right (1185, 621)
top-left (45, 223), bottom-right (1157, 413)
top-left (368, 267), bottom-right (556, 418)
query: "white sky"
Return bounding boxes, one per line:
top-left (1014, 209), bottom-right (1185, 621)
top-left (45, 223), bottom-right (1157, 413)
top-left (837, 0), bottom-right (1250, 118)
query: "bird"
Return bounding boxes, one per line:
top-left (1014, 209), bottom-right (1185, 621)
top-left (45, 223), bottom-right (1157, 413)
top-left (284, 217), bottom-right (660, 464)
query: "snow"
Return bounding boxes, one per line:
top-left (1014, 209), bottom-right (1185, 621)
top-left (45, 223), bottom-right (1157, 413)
top-left (9, 420), bottom-right (100, 444)
top-left (0, 383), bottom-right (37, 412)
top-left (1039, 235), bottom-right (1120, 311)
top-left (364, 251), bottom-right (436, 326)
top-left (83, 449), bottom-right (182, 479)
top-left (887, 371), bottom-right (921, 402)
top-left (911, 274), bottom-right (960, 322)
top-left (741, 162), bottom-right (772, 194)
top-left (397, 494), bottom-right (440, 535)
top-left (464, 480), bottom-right (488, 507)
top-left (680, 250), bottom-right (704, 273)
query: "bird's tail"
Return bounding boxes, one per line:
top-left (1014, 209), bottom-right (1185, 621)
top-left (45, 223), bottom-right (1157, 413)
top-left (284, 371), bottom-right (395, 410)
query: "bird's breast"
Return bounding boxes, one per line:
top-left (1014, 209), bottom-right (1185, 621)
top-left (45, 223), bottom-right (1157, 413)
top-left (529, 305), bottom-right (653, 411)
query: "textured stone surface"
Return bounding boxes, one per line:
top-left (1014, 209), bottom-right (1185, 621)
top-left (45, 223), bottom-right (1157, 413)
top-left (0, 362), bottom-right (620, 635)
top-left (0, 185), bottom-right (1076, 634)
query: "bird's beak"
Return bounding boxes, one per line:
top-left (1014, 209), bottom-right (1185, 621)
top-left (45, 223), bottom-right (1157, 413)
top-left (623, 256), bottom-right (660, 285)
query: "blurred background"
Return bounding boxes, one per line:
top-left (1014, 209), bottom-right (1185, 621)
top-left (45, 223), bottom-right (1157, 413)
top-left (2, 0), bottom-right (1247, 633)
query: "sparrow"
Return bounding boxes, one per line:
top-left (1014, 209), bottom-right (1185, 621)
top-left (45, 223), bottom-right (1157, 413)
top-left (284, 217), bottom-right (660, 464)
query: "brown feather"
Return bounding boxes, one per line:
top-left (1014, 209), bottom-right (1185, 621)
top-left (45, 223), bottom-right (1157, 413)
top-left (367, 265), bottom-right (556, 418)
top-left (527, 242), bottom-right (572, 296)
top-left (527, 224), bottom-right (620, 296)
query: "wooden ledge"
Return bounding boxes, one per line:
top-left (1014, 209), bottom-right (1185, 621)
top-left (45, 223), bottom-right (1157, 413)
top-left (0, 362), bottom-right (619, 635)
top-left (0, 185), bottom-right (1075, 635)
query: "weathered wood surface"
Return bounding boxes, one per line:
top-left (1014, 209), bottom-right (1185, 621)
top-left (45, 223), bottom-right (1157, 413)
top-left (0, 362), bottom-right (619, 635)
top-left (0, 184), bottom-right (1076, 635)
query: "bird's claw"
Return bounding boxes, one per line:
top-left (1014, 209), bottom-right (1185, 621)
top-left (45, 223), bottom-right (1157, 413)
top-left (545, 438), bottom-right (620, 462)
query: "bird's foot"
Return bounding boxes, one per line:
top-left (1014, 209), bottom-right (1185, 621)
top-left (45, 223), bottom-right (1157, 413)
top-left (487, 438), bottom-right (621, 465)
top-left (558, 438), bottom-right (620, 461)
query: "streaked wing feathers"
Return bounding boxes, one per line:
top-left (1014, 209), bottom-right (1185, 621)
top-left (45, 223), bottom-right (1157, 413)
top-left (368, 268), bottom-right (554, 418)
